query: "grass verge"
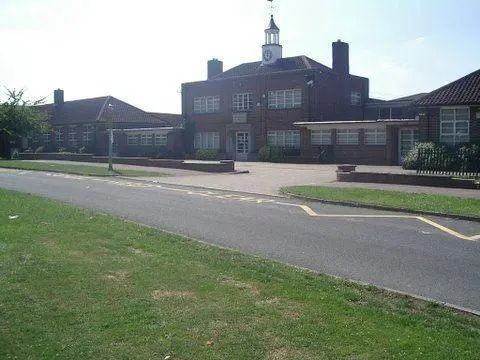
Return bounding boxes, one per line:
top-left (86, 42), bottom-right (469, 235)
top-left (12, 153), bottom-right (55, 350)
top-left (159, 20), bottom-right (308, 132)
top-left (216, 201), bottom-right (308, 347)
top-left (0, 160), bottom-right (167, 177)
top-left (283, 186), bottom-right (480, 219)
top-left (0, 189), bottom-right (479, 359)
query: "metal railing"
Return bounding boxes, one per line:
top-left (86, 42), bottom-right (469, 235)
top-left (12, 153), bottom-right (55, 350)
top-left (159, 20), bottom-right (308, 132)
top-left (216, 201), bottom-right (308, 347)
top-left (417, 147), bottom-right (480, 178)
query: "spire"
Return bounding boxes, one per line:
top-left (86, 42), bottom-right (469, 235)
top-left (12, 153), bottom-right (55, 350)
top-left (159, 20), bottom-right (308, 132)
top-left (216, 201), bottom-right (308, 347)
top-left (268, 15), bottom-right (279, 31)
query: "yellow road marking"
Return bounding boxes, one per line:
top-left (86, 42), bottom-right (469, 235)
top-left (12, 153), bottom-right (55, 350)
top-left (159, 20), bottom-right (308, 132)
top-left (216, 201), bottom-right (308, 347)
top-left (37, 172), bottom-right (480, 242)
top-left (298, 205), bottom-right (480, 242)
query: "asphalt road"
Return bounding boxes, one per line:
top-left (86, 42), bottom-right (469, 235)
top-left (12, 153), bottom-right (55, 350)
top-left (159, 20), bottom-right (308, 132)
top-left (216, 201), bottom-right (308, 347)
top-left (1, 169), bottom-right (479, 312)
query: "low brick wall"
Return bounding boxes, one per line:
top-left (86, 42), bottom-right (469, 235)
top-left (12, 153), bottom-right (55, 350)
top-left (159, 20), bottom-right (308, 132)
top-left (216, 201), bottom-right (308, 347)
top-left (19, 153), bottom-right (235, 173)
top-left (337, 171), bottom-right (477, 189)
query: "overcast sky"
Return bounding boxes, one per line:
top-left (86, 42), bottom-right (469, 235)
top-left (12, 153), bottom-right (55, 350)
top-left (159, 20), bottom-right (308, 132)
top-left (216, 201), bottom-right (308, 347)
top-left (1, 0), bottom-right (478, 113)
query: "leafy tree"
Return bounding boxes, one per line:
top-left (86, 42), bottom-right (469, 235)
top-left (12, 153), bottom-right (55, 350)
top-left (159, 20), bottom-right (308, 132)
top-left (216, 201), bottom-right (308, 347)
top-left (0, 89), bottom-right (50, 157)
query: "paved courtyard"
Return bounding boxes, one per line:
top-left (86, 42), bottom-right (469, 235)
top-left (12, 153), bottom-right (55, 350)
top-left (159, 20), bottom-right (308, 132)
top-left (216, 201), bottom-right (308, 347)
top-left (30, 160), bottom-right (480, 198)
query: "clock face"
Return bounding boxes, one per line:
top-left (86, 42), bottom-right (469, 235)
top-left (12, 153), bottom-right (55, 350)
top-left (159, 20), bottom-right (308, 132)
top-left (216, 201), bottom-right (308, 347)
top-left (263, 49), bottom-right (273, 61)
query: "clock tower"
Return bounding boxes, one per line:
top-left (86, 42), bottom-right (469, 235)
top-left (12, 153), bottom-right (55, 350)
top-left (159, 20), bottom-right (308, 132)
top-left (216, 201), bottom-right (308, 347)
top-left (262, 15), bottom-right (282, 65)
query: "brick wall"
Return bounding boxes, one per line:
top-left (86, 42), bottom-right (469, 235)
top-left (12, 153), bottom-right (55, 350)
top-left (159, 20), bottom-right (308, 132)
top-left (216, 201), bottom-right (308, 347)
top-left (183, 69), bottom-right (369, 154)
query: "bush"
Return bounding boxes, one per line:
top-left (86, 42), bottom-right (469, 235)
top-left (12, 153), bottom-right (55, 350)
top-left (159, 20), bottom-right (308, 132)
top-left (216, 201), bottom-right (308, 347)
top-left (259, 146), bottom-right (286, 162)
top-left (403, 142), bottom-right (480, 173)
top-left (402, 142), bottom-right (440, 170)
top-left (196, 149), bottom-right (220, 161)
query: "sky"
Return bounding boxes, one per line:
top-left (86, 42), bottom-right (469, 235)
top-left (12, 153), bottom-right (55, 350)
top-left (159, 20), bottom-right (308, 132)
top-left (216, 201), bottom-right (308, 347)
top-left (0, 0), bottom-right (479, 113)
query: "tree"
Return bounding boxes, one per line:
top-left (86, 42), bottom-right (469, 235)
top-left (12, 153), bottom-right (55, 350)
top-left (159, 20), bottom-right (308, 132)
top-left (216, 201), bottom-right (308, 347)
top-left (0, 89), bottom-right (50, 157)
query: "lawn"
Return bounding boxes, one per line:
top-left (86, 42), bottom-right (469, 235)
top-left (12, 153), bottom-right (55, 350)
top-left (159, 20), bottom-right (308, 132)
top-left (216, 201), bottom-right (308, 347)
top-left (0, 189), bottom-right (479, 359)
top-left (283, 186), bottom-right (480, 218)
top-left (0, 160), bottom-right (167, 177)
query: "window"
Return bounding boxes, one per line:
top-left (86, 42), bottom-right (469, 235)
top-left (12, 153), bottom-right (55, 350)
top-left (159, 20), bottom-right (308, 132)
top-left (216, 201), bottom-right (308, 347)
top-left (267, 130), bottom-right (300, 148)
top-left (155, 133), bottom-right (168, 146)
top-left (140, 134), bottom-right (153, 146)
top-left (311, 129), bottom-right (332, 145)
top-left (337, 129), bottom-right (359, 145)
top-left (232, 93), bottom-right (253, 112)
top-left (194, 132), bottom-right (220, 149)
top-left (194, 96), bottom-right (220, 113)
top-left (440, 107), bottom-right (469, 145)
top-left (127, 134), bottom-right (138, 146)
top-left (364, 129), bottom-right (386, 145)
top-left (83, 124), bottom-right (93, 145)
top-left (268, 89), bottom-right (301, 109)
top-left (68, 126), bottom-right (77, 146)
top-left (43, 133), bottom-right (51, 145)
top-left (350, 91), bottom-right (362, 106)
top-left (55, 127), bottom-right (64, 144)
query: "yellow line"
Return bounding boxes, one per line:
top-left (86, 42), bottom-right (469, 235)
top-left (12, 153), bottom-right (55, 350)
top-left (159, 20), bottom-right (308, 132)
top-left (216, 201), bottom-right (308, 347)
top-left (298, 204), bottom-right (480, 242)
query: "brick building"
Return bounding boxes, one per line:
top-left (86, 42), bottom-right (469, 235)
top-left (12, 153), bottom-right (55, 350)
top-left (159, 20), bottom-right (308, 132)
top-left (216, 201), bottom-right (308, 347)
top-left (413, 69), bottom-right (480, 146)
top-left (181, 15), bottom-right (371, 161)
top-left (29, 89), bottom-right (182, 157)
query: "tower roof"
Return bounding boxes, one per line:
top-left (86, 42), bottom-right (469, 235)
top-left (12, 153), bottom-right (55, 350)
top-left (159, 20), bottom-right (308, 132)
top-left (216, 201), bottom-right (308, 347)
top-left (267, 15), bottom-right (279, 31)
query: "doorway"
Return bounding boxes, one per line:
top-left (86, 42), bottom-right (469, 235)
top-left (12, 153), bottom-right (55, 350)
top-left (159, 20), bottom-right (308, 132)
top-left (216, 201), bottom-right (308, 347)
top-left (398, 128), bottom-right (419, 164)
top-left (236, 131), bottom-right (249, 161)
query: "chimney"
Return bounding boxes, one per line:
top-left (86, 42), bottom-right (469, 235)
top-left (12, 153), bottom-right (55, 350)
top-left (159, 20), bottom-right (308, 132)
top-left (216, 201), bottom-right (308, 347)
top-left (54, 89), bottom-right (64, 107)
top-left (207, 59), bottom-right (223, 80)
top-left (332, 40), bottom-right (349, 76)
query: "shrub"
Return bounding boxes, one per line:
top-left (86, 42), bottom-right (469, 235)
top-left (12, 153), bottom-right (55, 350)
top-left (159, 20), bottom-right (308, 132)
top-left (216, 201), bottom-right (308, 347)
top-left (259, 146), bottom-right (285, 162)
top-left (196, 149), bottom-right (220, 161)
top-left (402, 142), bottom-right (439, 170)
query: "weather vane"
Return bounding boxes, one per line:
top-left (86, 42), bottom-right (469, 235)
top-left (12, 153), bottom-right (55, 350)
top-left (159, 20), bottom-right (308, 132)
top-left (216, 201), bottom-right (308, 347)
top-left (267, 0), bottom-right (275, 14)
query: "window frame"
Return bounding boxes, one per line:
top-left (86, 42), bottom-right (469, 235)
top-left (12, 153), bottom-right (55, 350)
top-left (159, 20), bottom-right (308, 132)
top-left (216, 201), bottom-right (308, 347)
top-left (311, 129), bottom-right (332, 146)
top-left (127, 134), bottom-right (138, 146)
top-left (350, 91), bottom-right (362, 106)
top-left (267, 130), bottom-right (301, 149)
top-left (55, 127), bottom-right (64, 144)
top-left (268, 89), bottom-right (302, 109)
top-left (439, 107), bottom-right (470, 145)
top-left (194, 132), bottom-right (220, 149)
top-left (364, 129), bottom-right (386, 145)
top-left (155, 133), bottom-right (168, 146)
top-left (232, 93), bottom-right (253, 112)
top-left (140, 134), bottom-right (153, 146)
top-left (336, 129), bottom-right (359, 145)
top-left (83, 124), bottom-right (94, 145)
top-left (43, 132), bottom-right (51, 145)
top-left (68, 126), bottom-right (77, 146)
top-left (193, 95), bottom-right (220, 113)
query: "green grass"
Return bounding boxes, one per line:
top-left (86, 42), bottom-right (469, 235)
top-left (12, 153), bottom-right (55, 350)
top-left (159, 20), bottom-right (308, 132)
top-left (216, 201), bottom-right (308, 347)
top-left (0, 160), bottom-right (167, 177)
top-left (0, 189), bottom-right (479, 359)
top-left (283, 186), bottom-right (480, 218)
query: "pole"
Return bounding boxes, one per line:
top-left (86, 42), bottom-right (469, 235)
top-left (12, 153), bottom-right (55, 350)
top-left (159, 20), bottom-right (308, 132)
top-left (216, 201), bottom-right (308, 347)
top-left (108, 127), bottom-right (113, 171)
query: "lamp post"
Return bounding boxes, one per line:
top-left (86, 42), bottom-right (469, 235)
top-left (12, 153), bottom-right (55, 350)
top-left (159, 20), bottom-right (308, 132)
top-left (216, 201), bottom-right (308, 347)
top-left (107, 103), bottom-right (114, 171)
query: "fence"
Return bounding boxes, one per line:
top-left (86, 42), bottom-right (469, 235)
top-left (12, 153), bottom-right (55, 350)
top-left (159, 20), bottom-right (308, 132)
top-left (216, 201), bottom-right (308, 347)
top-left (417, 147), bottom-right (480, 178)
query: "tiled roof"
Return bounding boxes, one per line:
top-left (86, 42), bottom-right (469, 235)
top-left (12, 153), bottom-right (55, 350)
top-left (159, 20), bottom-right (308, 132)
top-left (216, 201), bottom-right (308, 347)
top-left (148, 112), bottom-right (183, 128)
top-left (36, 96), bottom-right (169, 127)
top-left (213, 55), bottom-right (331, 79)
top-left (413, 69), bottom-right (480, 106)
top-left (391, 93), bottom-right (428, 102)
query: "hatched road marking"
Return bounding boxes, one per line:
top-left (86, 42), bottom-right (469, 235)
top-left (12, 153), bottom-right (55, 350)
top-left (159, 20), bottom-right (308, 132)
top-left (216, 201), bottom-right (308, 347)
top-left (14, 170), bottom-right (480, 242)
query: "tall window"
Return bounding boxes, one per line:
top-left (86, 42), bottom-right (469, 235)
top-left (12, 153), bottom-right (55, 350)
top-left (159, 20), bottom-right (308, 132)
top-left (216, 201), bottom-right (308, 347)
top-left (68, 126), bottom-right (77, 147)
top-left (127, 134), bottom-right (138, 146)
top-left (311, 129), bottom-right (332, 145)
top-left (155, 133), bottom-right (168, 146)
top-left (350, 91), bottom-right (362, 105)
top-left (83, 124), bottom-right (93, 145)
top-left (364, 129), bottom-right (386, 145)
top-left (43, 133), bottom-right (51, 146)
top-left (194, 132), bottom-right (220, 149)
top-left (55, 127), bottom-right (64, 145)
top-left (337, 129), bottom-right (359, 145)
top-left (194, 96), bottom-right (220, 113)
top-left (440, 107), bottom-right (469, 145)
top-left (268, 89), bottom-right (301, 109)
top-left (267, 130), bottom-right (300, 148)
top-left (232, 93), bottom-right (253, 112)
top-left (140, 134), bottom-right (153, 146)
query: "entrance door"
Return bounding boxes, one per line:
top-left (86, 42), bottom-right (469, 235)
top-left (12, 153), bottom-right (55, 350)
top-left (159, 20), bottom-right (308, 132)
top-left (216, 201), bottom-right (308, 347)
top-left (236, 132), bottom-right (249, 160)
top-left (398, 128), bottom-right (419, 164)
